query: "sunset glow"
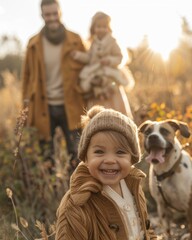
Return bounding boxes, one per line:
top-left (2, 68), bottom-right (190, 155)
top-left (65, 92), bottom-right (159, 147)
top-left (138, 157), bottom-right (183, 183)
top-left (144, 8), bottom-right (182, 60)
top-left (0, 0), bottom-right (191, 61)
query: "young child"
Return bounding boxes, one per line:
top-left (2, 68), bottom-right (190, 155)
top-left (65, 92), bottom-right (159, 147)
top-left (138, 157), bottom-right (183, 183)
top-left (55, 105), bottom-right (157, 240)
top-left (71, 12), bottom-right (134, 118)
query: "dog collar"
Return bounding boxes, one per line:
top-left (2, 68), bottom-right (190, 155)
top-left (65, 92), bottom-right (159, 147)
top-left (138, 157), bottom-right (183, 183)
top-left (154, 152), bottom-right (182, 182)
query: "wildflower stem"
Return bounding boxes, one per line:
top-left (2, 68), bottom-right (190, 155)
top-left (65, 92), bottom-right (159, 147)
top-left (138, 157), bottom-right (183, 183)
top-left (11, 197), bottom-right (19, 240)
top-left (19, 230), bottom-right (29, 240)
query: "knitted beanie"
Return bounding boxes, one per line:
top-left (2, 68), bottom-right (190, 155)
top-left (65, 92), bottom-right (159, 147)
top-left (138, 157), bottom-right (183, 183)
top-left (78, 105), bottom-right (141, 164)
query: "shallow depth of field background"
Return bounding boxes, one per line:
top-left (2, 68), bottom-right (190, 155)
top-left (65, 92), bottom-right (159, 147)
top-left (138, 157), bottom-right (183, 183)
top-left (0, 3), bottom-right (192, 239)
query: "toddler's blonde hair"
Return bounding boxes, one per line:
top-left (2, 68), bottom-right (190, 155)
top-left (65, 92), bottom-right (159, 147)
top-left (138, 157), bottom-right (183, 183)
top-left (89, 11), bottom-right (112, 40)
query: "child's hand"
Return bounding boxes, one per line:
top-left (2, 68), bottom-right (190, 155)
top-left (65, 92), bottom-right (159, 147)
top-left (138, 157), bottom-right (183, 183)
top-left (91, 76), bottom-right (102, 86)
top-left (100, 58), bottom-right (110, 66)
top-left (70, 50), bottom-right (77, 59)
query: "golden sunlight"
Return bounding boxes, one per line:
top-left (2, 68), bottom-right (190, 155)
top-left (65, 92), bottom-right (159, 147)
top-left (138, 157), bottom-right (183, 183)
top-left (107, 3), bottom-right (182, 61)
top-left (1, 0), bottom-right (189, 56)
top-left (141, 8), bottom-right (182, 61)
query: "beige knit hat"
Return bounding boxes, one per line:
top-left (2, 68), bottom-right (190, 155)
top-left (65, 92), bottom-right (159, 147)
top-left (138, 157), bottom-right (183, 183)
top-left (78, 105), bottom-right (141, 164)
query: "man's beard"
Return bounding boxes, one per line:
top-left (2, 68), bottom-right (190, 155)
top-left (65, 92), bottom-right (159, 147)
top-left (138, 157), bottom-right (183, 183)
top-left (41, 23), bottom-right (66, 45)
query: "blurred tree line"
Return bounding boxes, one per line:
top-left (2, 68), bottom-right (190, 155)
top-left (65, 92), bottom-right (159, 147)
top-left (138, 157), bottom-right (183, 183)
top-left (128, 17), bottom-right (192, 76)
top-left (127, 17), bottom-right (192, 114)
top-left (0, 35), bottom-right (23, 87)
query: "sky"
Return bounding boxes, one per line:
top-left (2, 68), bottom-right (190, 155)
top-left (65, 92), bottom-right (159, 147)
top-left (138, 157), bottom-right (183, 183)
top-left (0, 0), bottom-right (192, 57)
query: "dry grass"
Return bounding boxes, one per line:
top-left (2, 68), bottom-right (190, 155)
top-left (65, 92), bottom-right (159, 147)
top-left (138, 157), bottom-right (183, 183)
top-left (0, 68), bottom-right (192, 239)
top-left (0, 70), bottom-right (21, 140)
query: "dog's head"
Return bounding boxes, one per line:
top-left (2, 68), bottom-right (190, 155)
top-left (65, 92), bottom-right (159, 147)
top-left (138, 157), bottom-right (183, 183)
top-left (139, 119), bottom-right (190, 164)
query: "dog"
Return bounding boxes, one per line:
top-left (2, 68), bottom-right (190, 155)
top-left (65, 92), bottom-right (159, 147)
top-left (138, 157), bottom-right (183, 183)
top-left (139, 119), bottom-right (192, 239)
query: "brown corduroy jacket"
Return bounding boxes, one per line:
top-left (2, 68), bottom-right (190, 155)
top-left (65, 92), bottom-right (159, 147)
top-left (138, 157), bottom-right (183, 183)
top-left (56, 162), bottom-right (157, 240)
top-left (21, 30), bottom-right (85, 140)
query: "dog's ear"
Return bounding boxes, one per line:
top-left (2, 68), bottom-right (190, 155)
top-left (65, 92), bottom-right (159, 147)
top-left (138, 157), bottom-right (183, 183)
top-left (165, 120), bottom-right (191, 138)
top-left (138, 120), bottom-right (153, 133)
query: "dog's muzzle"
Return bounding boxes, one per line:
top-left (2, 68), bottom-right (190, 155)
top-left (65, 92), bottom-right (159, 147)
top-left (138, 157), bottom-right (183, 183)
top-left (145, 134), bottom-right (172, 164)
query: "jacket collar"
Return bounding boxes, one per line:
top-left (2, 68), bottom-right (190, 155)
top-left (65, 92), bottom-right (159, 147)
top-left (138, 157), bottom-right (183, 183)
top-left (94, 33), bottom-right (113, 45)
top-left (28, 32), bottom-right (42, 48)
top-left (28, 29), bottom-right (73, 47)
top-left (28, 29), bottom-right (79, 58)
top-left (69, 162), bottom-right (145, 206)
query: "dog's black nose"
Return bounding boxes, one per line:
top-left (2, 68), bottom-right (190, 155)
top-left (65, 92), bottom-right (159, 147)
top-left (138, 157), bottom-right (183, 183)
top-left (148, 134), bottom-right (159, 141)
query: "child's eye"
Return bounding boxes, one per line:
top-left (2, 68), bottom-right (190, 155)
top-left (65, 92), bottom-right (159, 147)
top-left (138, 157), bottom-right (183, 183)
top-left (117, 150), bottom-right (126, 154)
top-left (94, 149), bottom-right (104, 154)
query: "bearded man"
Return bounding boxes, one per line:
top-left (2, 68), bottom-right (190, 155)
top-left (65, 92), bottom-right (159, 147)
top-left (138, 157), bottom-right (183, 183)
top-left (21, 0), bottom-right (85, 174)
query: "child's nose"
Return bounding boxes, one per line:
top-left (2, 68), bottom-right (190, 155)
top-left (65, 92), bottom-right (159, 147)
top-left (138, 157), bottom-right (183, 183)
top-left (103, 155), bottom-right (116, 164)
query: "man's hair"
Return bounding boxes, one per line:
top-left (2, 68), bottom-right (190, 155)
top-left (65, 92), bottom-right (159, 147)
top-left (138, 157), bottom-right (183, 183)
top-left (41, 0), bottom-right (59, 8)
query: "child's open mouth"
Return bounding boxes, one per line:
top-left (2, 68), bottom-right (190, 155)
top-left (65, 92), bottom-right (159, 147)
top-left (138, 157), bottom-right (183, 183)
top-left (100, 169), bottom-right (119, 175)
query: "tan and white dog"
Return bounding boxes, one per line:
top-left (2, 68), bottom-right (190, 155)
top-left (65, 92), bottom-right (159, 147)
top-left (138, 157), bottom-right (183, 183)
top-left (139, 119), bottom-right (192, 239)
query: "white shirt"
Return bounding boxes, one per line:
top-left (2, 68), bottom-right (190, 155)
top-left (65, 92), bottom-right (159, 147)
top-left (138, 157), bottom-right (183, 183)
top-left (103, 179), bottom-right (144, 240)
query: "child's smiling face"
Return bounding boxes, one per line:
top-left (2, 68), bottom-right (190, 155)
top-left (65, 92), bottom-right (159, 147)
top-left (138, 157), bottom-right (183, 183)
top-left (86, 131), bottom-right (132, 194)
top-left (94, 18), bottom-right (110, 40)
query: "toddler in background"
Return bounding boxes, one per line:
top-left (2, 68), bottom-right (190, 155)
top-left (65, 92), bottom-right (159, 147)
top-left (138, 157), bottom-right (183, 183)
top-left (71, 12), bottom-right (135, 118)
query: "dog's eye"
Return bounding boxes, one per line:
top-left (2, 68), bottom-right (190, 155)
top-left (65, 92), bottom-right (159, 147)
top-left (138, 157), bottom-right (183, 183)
top-left (160, 127), bottom-right (170, 136)
top-left (144, 128), bottom-right (152, 136)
